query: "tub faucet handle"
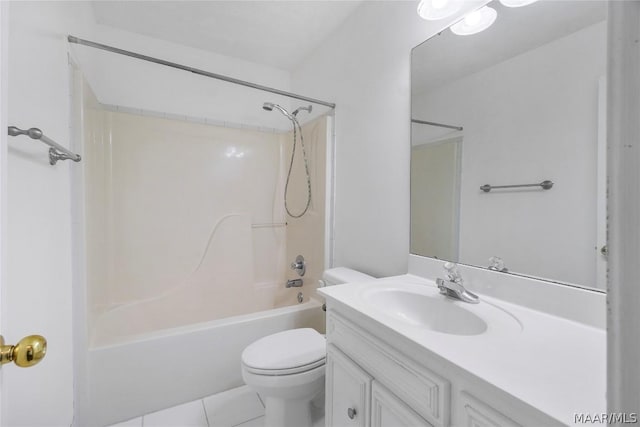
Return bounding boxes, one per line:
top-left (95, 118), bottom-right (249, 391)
top-left (290, 255), bottom-right (306, 276)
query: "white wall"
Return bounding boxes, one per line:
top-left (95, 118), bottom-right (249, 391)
top-left (413, 22), bottom-right (606, 288)
top-left (5, 2), bottom-right (95, 426)
top-left (71, 23), bottom-right (308, 132)
top-left (291, 0), bottom-right (487, 277)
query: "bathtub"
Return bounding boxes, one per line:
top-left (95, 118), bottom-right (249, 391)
top-left (87, 299), bottom-right (325, 427)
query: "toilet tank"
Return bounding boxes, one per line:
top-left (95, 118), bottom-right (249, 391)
top-left (321, 267), bottom-right (374, 287)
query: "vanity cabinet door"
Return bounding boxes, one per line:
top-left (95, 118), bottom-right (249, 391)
top-left (326, 345), bottom-right (372, 427)
top-left (459, 392), bottom-right (522, 427)
top-left (371, 381), bottom-right (433, 427)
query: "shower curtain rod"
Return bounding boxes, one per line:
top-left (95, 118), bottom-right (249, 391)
top-left (412, 118), bottom-right (463, 131)
top-left (67, 35), bottom-right (336, 110)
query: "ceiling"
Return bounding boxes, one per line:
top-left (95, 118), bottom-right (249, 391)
top-left (92, 0), bottom-right (364, 71)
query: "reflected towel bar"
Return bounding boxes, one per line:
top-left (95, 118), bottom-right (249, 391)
top-left (8, 126), bottom-right (81, 165)
top-left (252, 222), bottom-right (287, 228)
top-left (480, 180), bottom-right (554, 193)
top-left (412, 118), bottom-right (463, 131)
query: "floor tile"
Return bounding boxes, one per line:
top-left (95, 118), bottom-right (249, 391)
top-left (233, 414), bottom-right (324, 427)
top-left (143, 399), bottom-right (208, 427)
top-left (204, 385), bottom-right (265, 427)
top-left (107, 417), bottom-right (143, 427)
top-left (233, 416), bottom-right (264, 427)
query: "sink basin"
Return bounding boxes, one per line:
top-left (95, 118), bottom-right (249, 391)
top-left (362, 286), bottom-right (489, 335)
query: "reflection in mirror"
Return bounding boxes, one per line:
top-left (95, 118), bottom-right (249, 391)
top-left (410, 0), bottom-right (607, 290)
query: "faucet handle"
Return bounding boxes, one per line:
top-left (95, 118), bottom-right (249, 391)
top-left (290, 255), bottom-right (306, 277)
top-left (442, 262), bottom-right (460, 277)
top-left (488, 256), bottom-right (507, 272)
top-left (443, 262), bottom-right (462, 282)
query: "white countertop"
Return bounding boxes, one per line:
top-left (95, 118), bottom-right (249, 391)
top-left (319, 274), bottom-right (606, 426)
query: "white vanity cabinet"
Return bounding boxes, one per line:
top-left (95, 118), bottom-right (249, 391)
top-left (326, 310), bottom-right (447, 427)
top-left (325, 345), bottom-right (372, 427)
top-left (326, 343), bottom-right (432, 427)
top-left (324, 306), bottom-right (561, 427)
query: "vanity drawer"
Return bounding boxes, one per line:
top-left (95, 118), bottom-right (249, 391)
top-left (327, 311), bottom-right (450, 427)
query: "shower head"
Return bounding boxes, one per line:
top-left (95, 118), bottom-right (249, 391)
top-left (262, 102), bottom-right (294, 120)
top-left (292, 105), bottom-right (313, 117)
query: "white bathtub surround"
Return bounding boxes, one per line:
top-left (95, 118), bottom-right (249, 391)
top-left (319, 261), bottom-right (606, 426)
top-left (284, 116), bottom-right (329, 302)
top-left (76, 73), bottom-right (331, 345)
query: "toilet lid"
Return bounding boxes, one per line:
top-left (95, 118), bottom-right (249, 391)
top-left (241, 328), bottom-right (326, 372)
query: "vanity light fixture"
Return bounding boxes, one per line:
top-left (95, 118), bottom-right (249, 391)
top-left (417, 0), bottom-right (463, 21)
top-left (498, 0), bottom-right (538, 7)
top-left (450, 6), bottom-right (497, 36)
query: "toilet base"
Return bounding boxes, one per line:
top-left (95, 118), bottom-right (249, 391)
top-left (263, 395), bottom-right (316, 427)
top-left (242, 364), bottom-right (325, 427)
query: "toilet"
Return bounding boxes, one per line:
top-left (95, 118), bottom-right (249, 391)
top-left (241, 267), bottom-right (374, 427)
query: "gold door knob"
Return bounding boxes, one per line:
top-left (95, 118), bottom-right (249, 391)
top-left (0, 335), bottom-right (47, 367)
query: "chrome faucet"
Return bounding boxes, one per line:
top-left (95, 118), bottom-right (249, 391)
top-left (286, 278), bottom-right (303, 288)
top-left (436, 262), bottom-right (479, 304)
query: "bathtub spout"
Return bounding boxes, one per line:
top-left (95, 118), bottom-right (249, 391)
top-left (286, 279), bottom-right (303, 288)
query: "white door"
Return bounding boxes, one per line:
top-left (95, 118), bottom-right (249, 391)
top-left (0, 0), bottom-right (8, 419)
top-left (1, 2), bottom-right (67, 425)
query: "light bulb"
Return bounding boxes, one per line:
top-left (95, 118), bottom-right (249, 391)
top-left (417, 0), bottom-right (463, 20)
top-left (464, 10), bottom-right (482, 26)
top-left (499, 0), bottom-right (538, 7)
top-left (432, 0), bottom-right (449, 9)
top-left (450, 6), bottom-right (497, 36)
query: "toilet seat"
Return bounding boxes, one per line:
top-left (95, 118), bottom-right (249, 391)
top-left (243, 358), bottom-right (325, 376)
top-left (241, 328), bottom-right (326, 376)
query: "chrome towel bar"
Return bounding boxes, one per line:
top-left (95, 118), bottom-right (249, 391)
top-left (251, 222), bottom-right (287, 229)
top-left (8, 126), bottom-right (81, 165)
top-left (411, 118), bottom-right (463, 131)
top-left (480, 180), bottom-right (554, 193)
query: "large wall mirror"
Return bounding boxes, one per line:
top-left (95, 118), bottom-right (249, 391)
top-left (411, 0), bottom-right (607, 291)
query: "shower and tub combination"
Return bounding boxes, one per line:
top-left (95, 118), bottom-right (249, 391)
top-left (68, 38), bottom-right (336, 426)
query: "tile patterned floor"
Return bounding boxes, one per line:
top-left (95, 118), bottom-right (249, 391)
top-left (107, 385), bottom-right (324, 427)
